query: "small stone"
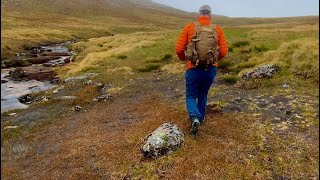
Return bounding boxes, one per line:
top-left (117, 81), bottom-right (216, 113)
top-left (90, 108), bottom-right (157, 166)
top-left (281, 84), bottom-right (290, 88)
top-left (4, 126), bottom-right (19, 130)
top-left (73, 106), bottom-right (82, 112)
top-left (93, 94), bottom-right (111, 102)
top-left (57, 96), bottom-right (77, 100)
top-left (274, 117), bottom-right (281, 121)
top-left (8, 113), bottom-right (17, 116)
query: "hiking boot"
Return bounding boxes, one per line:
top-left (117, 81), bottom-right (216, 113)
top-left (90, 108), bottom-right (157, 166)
top-left (189, 117), bottom-right (200, 136)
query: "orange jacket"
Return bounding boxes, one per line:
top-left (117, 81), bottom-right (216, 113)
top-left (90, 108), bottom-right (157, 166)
top-left (176, 16), bottom-right (228, 70)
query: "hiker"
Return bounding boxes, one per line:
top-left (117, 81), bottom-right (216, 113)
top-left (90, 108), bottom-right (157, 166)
top-left (175, 5), bottom-right (228, 136)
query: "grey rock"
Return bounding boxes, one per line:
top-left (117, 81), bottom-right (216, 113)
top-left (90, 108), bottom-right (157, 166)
top-left (242, 64), bottom-right (280, 79)
top-left (56, 96), bottom-right (77, 100)
top-left (4, 126), bottom-right (19, 130)
top-left (73, 106), bottom-right (82, 112)
top-left (34, 96), bottom-right (50, 103)
top-left (141, 123), bottom-right (184, 158)
top-left (93, 94), bottom-right (111, 102)
top-left (64, 73), bottom-right (99, 83)
top-left (17, 94), bottom-right (33, 104)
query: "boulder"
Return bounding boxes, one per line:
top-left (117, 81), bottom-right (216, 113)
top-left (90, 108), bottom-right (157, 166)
top-left (141, 123), bottom-right (184, 158)
top-left (242, 64), bottom-right (280, 79)
top-left (18, 94), bottom-right (33, 104)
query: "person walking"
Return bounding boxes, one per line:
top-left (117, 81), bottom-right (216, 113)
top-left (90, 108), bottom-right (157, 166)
top-left (175, 5), bottom-right (228, 136)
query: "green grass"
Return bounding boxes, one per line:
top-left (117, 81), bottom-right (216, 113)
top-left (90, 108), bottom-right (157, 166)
top-left (136, 64), bottom-right (161, 72)
top-left (220, 75), bottom-right (240, 84)
top-left (232, 40), bottom-right (250, 48)
top-left (117, 55), bottom-right (128, 59)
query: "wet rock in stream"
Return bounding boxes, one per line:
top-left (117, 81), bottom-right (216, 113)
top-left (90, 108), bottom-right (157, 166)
top-left (18, 94), bottom-right (33, 104)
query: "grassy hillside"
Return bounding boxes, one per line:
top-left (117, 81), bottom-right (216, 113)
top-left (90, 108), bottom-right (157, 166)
top-left (1, 0), bottom-right (193, 60)
top-left (1, 0), bottom-right (318, 60)
top-left (1, 0), bottom-right (319, 179)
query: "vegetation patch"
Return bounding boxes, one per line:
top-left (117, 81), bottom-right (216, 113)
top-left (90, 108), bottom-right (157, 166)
top-left (161, 54), bottom-right (172, 61)
top-left (117, 54), bottom-right (128, 59)
top-left (229, 61), bottom-right (257, 74)
top-left (220, 75), bottom-right (240, 84)
top-left (232, 40), bottom-right (250, 48)
top-left (218, 59), bottom-right (232, 70)
top-left (136, 64), bottom-right (160, 72)
top-left (253, 45), bottom-right (269, 52)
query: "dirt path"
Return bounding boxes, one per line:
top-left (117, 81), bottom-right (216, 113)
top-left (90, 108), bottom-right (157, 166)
top-left (1, 70), bottom-right (319, 179)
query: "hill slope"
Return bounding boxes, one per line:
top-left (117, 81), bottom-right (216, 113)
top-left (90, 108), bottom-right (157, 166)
top-left (1, 0), bottom-right (318, 60)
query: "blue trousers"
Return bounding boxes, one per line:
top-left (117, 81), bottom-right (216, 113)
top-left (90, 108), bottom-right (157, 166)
top-left (185, 66), bottom-right (217, 123)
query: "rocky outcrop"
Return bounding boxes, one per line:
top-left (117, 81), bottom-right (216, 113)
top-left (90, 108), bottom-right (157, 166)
top-left (64, 73), bottom-right (99, 83)
top-left (17, 94), bottom-right (50, 104)
top-left (141, 123), bottom-right (184, 158)
top-left (242, 64), bottom-right (280, 79)
top-left (8, 66), bottom-right (58, 81)
top-left (93, 94), bottom-right (111, 102)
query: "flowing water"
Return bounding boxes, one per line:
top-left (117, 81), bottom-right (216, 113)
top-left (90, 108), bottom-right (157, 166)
top-left (1, 42), bottom-right (73, 113)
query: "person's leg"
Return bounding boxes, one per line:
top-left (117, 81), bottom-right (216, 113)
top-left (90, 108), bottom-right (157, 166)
top-left (197, 66), bottom-right (217, 123)
top-left (185, 68), bottom-right (202, 122)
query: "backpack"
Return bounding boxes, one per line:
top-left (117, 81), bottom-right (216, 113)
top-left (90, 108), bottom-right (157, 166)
top-left (185, 22), bottom-right (219, 68)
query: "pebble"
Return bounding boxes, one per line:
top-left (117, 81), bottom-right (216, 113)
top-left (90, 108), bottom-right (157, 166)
top-left (73, 106), bottom-right (82, 112)
top-left (4, 126), bottom-right (19, 130)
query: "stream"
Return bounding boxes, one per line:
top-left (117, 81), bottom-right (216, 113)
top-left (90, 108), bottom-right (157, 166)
top-left (1, 42), bottom-right (74, 113)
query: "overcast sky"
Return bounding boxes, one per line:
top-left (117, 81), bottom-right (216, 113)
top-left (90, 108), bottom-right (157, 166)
top-left (153, 0), bottom-right (319, 17)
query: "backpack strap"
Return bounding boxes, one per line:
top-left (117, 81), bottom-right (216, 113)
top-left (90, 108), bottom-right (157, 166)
top-left (192, 22), bottom-right (201, 57)
top-left (193, 21), bottom-right (201, 38)
top-left (209, 23), bottom-right (219, 41)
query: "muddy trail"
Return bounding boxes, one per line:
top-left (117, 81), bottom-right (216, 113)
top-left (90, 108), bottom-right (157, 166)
top-left (1, 68), bottom-right (319, 179)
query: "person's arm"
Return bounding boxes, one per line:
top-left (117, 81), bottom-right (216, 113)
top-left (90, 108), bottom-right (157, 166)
top-left (176, 24), bottom-right (191, 61)
top-left (216, 25), bottom-right (228, 60)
